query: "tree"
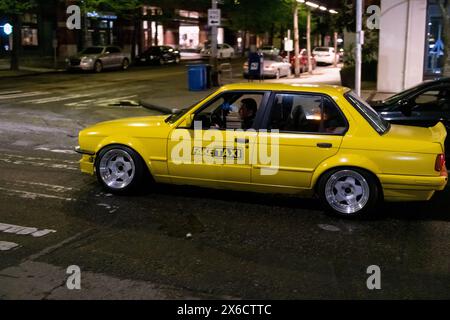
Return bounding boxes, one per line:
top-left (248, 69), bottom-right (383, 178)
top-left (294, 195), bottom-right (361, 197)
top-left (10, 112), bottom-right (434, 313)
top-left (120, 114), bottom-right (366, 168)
top-left (438, 0), bottom-right (450, 77)
top-left (0, 0), bottom-right (36, 70)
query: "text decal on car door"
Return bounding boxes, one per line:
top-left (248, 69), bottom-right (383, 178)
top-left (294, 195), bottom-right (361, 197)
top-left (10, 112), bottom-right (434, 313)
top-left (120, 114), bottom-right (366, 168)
top-left (192, 147), bottom-right (243, 159)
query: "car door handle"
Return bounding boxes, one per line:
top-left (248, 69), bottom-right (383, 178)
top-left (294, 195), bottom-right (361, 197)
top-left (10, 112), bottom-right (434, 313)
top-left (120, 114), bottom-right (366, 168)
top-left (235, 138), bottom-right (250, 144)
top-left (317, 143), bottom-right (333, 148)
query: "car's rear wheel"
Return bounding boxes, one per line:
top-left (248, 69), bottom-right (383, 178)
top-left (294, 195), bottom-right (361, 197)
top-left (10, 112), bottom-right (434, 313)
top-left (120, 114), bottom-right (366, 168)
top-left (94, 60), bottom-right (103, 73)
top-left (318, 168), bottom-right (379, 218)
top-left (96, 145), bottom-right (146, 194)
top-left (122, 59), bottom-right (129, 70)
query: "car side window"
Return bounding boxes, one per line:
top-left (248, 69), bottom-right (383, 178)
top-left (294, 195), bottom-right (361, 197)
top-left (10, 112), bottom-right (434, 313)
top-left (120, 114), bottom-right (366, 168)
top-left (193, 92), bottom-right (265, 130)
top-left (413, 87), bottom-right (450, 112)
top-left (107, 47), bottom-right (119, 54)
top-left (268, 93), bottom-right (347, 135)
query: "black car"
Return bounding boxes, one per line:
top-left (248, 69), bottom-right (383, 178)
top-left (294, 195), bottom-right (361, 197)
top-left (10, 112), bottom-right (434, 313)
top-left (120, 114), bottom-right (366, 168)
top-left (370, 78), bottom-right (450, 153)
top-left (135, 46), bottom-right (181, 65)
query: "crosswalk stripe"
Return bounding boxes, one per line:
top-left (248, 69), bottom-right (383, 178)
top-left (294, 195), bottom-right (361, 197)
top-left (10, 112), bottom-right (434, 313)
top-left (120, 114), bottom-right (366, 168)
top-left (24, 93), bottom-right (94, 104)
top-left (0, 91), bottom-right (50, 100)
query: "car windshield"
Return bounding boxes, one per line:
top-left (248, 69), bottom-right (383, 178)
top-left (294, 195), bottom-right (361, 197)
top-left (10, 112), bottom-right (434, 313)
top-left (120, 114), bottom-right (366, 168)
top-left (165, 101), bottom-right (200, 124)
top-left (382, 83), bottom-right (428, 104)
top-left (145, 47), bottom-right (161, 54)
top-left (345, 91), bottom-right (391, 135)
top-left (81, 47), bottom-right (104, 54)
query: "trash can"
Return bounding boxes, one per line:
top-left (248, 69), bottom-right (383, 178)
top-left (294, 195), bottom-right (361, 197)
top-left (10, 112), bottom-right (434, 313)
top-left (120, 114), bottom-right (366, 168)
top-left (187, 64), bottom-right (207, 91)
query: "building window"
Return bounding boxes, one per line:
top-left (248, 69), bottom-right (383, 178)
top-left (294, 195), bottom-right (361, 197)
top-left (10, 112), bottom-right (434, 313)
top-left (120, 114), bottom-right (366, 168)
top-left (21, 27), bottom-right (38, 46)
top-left (21, 12), bottom-right (39, 47)
top-left (425, 1), bottom-right (449, 76)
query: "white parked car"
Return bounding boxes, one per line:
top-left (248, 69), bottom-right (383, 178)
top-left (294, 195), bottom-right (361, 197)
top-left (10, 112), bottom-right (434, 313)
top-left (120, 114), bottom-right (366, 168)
top-left (260, 45), bottom-right (280, 56)
top-left (201, 43), bottom-right (235, 59)
top-left (243, 54), bottom-right (291, 79)
top-left (312, 47), bottom-right (338, 65)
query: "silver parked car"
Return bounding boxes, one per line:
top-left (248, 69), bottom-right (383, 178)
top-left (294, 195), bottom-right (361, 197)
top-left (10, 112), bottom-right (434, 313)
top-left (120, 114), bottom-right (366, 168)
top-left (66, 46), bottom-right (131, 72)
top-left (243, 54), bottom-right (292, 79)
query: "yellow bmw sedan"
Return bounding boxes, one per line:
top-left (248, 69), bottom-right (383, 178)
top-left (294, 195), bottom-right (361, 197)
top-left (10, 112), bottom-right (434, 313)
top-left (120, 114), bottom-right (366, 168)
top-left (76, 83), bottom-right (448, 217)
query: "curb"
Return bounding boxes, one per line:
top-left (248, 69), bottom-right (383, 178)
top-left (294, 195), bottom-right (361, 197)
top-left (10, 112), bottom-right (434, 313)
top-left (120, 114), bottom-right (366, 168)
top-left (139, 100), bottom-right (180, 114)
top-left (0, 69), bottom-right (66, 79)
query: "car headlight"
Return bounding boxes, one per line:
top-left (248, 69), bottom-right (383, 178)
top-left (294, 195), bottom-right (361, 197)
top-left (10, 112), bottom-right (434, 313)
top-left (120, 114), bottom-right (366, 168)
top-left (65, 58), bottom-right (70, 63)
top-left (81, 57), bottom-right (93, 63)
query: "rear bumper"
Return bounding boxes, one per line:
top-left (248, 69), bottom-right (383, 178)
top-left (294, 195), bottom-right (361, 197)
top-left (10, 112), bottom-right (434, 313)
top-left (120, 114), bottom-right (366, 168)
top-left (379, 173), bottom-right (448, 201)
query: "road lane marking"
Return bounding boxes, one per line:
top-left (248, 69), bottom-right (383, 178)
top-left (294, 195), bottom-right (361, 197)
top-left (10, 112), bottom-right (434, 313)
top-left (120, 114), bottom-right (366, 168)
top-left (0, 223), bottom-right (56, 237)
top-left (14, 181), bottom-right (76, 192)
top-left (0, 153), bottom-right (78, 171)
top-left (35, 147), bottom-right (76, 155)
top-left (0, 91), bottom-right (50, 100)
top-left (0, 187), bottom-right (75, 201)
top-left (0, 242), bottom-right (19, 251)
top-left (0, 90), bottom-right (22, 96)
top-left (24, 93), bottom-right (94, 104)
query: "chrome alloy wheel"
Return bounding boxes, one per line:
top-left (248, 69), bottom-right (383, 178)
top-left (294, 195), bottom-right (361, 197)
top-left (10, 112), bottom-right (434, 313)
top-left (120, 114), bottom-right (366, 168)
top-left (324, 170), bottom-right (370, 215)
top-left (98, 149), bottom-right (136, 190)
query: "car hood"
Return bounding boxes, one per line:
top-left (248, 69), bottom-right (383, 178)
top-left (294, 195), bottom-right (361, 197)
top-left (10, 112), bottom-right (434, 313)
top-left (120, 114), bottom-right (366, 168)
top-left (84, 115), bottom-right (170, 132)
top-left (71, 53), bottom-right (100, 59)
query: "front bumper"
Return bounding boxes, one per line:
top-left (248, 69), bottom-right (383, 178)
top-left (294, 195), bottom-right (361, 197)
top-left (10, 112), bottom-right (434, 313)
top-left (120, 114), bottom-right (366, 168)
top-left (75, 147), bottom-right (95, 175)
top-left (66, 61), bottom-right (95, 71)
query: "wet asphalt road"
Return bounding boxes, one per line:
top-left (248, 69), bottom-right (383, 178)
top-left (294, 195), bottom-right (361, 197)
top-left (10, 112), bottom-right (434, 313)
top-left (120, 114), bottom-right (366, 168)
top-left (0, 63), bottom-right (449, 299)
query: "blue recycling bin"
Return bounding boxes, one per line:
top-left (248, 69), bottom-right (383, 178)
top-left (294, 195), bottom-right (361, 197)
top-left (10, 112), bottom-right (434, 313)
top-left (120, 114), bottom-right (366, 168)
top-left (187, 64), bottom-right (207, 91)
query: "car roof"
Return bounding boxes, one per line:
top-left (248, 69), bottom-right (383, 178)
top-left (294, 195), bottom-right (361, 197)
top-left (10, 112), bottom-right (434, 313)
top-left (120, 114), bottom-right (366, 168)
top-left (220, 83), bottom-right (351, 95)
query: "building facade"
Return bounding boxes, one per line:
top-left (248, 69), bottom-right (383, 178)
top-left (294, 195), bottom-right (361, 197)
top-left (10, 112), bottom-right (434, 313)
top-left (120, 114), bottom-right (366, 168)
top-left (378, 0), bottom-right (449, 93)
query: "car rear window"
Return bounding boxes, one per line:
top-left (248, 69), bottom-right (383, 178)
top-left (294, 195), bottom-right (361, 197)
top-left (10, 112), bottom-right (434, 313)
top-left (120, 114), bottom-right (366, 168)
top-left (314, 48), bottom-right (331, 52)
top-left (345, 91), bottom-right (391, 135)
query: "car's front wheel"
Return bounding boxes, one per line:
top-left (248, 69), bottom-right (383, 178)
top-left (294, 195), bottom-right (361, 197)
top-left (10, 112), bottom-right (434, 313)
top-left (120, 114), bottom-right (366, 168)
top-left (95, 145), bottom-right (146, 194)
top-left (122, 59), bottom-right (129, 70)
top-left (94, 60), bottom-right (103, 73)
top-left (318, 168), bottom-right (379, 218)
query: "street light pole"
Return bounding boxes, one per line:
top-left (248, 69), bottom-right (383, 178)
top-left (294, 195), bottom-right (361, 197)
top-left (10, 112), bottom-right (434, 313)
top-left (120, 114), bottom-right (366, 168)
top-left (210, 0), bottom-right (219, 84)
top-left (294, 1), bottom-right (301, 78)
top-left (355, 0), bottom-right (363, 96)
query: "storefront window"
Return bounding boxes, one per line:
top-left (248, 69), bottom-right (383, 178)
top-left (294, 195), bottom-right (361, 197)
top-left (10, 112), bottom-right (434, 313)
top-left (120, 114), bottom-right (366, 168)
top-left (21, 27), bottom-right (38, 46)
top-left (21, 12), bottom-right (38, 47)
top-left (425, 1), bottom-right (449, 76)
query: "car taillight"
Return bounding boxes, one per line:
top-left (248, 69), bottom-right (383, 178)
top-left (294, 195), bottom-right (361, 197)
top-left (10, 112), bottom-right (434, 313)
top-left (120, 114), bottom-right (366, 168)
top-left (435, 154), bottom-right (446, 173)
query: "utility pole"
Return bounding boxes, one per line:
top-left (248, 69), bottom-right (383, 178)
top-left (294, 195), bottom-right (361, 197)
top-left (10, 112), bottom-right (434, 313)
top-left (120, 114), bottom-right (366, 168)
top-left (210, 0), bottom-right (219, 85)
top-left (293, 1), bottom-right (300, 77)
top-left (307, 9), bottom-right (313, 74)
top-left (355, 0), bottom-right (363, 96)
top-left (333, 32), bottom-right (338, 67)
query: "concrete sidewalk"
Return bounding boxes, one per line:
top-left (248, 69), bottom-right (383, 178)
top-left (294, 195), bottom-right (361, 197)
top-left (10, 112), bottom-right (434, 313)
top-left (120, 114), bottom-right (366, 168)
top-left (140, 64), bottom-right (396, 114)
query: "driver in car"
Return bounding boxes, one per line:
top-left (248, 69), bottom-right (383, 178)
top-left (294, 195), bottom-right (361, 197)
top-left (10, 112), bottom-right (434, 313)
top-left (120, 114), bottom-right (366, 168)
top-left (239, 98), bottom-right (258, 130)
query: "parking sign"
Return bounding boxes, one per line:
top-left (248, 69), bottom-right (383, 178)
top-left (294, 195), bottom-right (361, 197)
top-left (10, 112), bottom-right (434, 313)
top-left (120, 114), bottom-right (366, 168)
top-left (208, 9), bottom-right (221, 27)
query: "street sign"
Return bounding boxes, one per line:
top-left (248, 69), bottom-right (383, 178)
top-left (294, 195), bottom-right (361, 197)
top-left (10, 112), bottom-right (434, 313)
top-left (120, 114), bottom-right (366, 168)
top-left (284, 39), bottom-right (293, 52)
top-left (208, 9), bottom-right (221, 27)
top-left (1, 23), bottom-right (12, 36)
